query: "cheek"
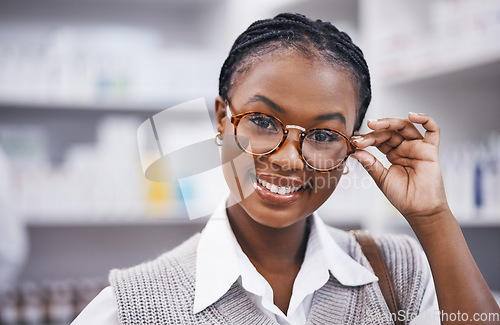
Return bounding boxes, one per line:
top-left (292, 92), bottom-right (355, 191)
top-left (310, 170), bottom-right (343, 199)
top-left (220, 133), bottom-right (257, 202)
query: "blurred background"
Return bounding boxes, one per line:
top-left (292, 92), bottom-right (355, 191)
top-left (0, 0), bottom-right (499, 323)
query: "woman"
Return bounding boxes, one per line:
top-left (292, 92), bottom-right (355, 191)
top-left (73, 13), bottom-right (499, 324)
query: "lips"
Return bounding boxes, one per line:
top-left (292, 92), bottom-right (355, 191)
top-left (257, 173), bottom-right (306, 192)
top-left (256, 177), bottom-right (301, 195)
top-left (251, 173), bottom-right (309, 205)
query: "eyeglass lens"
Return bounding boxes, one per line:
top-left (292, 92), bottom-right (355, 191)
top-left (235, 114), bottom-right (348, 170)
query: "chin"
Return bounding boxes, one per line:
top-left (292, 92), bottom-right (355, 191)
top-left (237, 188), bottom-right (312, 229)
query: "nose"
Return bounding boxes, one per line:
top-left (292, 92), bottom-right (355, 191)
top-left (267, 129), bottom-right (305, 171)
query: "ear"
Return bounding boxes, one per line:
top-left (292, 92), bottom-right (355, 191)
top-left (215, 95), bottom-right (228, 134)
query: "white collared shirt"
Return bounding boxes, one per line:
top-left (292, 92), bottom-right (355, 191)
top-left (72, 200), bottom-right (440, 325)
top-left (194, 201), bottom-right (379, 324)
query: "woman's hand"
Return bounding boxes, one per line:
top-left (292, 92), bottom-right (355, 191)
top-left (351, 112), bottom-right (451, 225)
top-left (352, 113), bottom-right (500, 324)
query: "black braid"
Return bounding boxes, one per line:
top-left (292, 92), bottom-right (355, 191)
top-left (218, 13), bottom-right (371, 132)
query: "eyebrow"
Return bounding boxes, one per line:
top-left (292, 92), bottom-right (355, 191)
top-left (246, 94), bottom-right (346, 127)
top-left (246, 95), bottom-right (285, 114)
top-left (315, 112), bottom-right (346, 127)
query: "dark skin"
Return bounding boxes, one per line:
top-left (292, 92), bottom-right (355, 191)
top-left (215, 51), bottom-right (500, 323)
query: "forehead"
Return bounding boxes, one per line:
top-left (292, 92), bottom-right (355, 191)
top-left (228, 52), bottom-right (359, 134)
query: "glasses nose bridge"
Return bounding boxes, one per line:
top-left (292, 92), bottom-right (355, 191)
top-left (285, 124), bottom-right (306, 133)
top-left (283, 124), bottom-right (306, 143)
top-left (267, 124), bottom-right (305, 171)
top-left (283, 124), bottom-right (306, 142)
top-left (280, 124), bottom-right (306, 156)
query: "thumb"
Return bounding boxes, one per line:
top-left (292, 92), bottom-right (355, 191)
top-left (351, 150), bottom-right (388, 189)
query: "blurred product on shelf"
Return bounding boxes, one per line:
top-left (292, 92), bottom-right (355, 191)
top-left (441, 132), bottom-right (500, 221)
top-left (0, 278), bottom-right (107, 325)
top-left (0, 147), bottom-right (28, 294)
top-left (137, 98), bottom-right (229, 220)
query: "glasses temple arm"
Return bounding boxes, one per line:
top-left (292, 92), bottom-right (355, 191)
top-left (225, 104), bottom-right (233, 119)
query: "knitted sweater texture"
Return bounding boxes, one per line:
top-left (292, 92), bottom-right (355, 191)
top-left (109, 227), bottom-right (426, 324)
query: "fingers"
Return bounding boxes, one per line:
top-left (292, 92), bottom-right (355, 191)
top-left (355, 114), bottom-right (440, 150)
top-left (367, 117), bottom-right (424, 140)
top-left (351, 149), bottom-right (388, 189)
top-left (407, 112), bottom-right (440, 147)
top-left (352, 130), bottom-right (404, 155)
top-left (354, 133), bottom-right (438, 166)
top-left (385, 141), bottom-right (438, 165)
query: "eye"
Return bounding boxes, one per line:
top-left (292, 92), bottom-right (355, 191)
top-left (307, 130), bottom-right (339, 143)
top-left (248, 115), bottom-right (278, 131)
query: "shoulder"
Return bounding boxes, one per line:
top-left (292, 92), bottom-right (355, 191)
top-left (325, 225), bottom-right (423, 268)
top-left (110, 232), bottom-right (201, 284)
top-left (372, 232), bottom-right (424, 273)
top-left (370, 232), bottom-right (427, 313)
top-left (325, 226), bottom-right (427, 312)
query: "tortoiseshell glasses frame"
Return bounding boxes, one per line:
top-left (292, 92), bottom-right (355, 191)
top-left (226, 104), bottom-right (356, 173)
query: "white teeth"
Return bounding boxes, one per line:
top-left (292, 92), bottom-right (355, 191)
top-left (256, 177), bottom-right (302, 195)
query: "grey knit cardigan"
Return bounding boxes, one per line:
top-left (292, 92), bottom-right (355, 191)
top-left (110, 226), bottom-right (426, 324)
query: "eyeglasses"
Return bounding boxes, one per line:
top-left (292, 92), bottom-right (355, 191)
top-left (226, 104), bottom-right (355, 173)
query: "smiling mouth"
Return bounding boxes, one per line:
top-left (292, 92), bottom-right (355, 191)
top-left (255, 177), bottom-right (304, 195)
top-left (253, 173), bottom-right (309, 194)
top-left (250, 173), bottom-right (309, 205)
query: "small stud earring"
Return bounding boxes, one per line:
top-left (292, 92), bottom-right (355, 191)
top-left (215, 132), bottom-right (224, 146)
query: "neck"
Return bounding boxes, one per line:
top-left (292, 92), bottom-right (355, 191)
top-left (226, 201), bottom-right (310, 273)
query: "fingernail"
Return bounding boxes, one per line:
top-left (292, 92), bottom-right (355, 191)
top-left (367, 119), bottom-right (377, 123)
top-left (351, 135), bottom-right (363, 143)
top-left (409, 112), bottom-right (426, 116)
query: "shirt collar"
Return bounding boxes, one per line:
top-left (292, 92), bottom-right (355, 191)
top-left (312, 213), bottom-right (379, 286)
top-left (193, 198), bottom-right (240, 314)
top-left (193, 199), bottom-right (378, 314)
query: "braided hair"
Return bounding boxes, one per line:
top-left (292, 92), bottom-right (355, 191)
top-left (218, 13), bottom-right (371, 132)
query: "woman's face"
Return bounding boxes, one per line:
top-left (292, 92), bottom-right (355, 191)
top-left (216, 52), bottom-right (358, 228)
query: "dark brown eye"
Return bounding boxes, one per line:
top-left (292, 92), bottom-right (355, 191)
top-left (248, 115), bottom-right (278, 132)
top-left (307, 130), bottom-right (338, 143)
